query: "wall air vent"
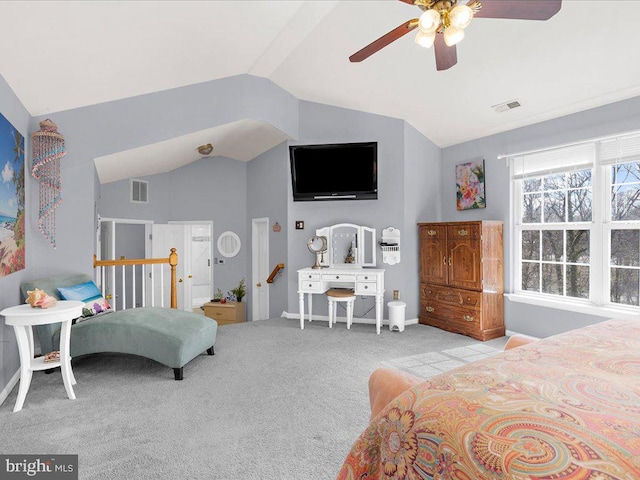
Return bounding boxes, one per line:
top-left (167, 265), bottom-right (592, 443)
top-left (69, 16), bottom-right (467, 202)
top-left (492, 99), bottom-right (521, 113)
top-left (131, 179), bottom-right (148, 203)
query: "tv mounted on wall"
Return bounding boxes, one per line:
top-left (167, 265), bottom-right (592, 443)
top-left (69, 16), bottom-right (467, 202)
top-left (289, 142), bottom-right (378, 201)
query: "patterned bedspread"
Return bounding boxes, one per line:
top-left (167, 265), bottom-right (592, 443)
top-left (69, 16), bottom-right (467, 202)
top-left (337, 319), bottom-right (640, 479)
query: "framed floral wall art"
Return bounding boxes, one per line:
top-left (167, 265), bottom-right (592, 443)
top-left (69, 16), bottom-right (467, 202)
top-left (456, 160), bottom-right (485, 210)
top-left (0, 111), bottom-right (25, 276)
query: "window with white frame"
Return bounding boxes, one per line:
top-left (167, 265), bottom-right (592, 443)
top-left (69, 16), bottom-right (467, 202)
top-left (511, 131), bottom-right (640, 308)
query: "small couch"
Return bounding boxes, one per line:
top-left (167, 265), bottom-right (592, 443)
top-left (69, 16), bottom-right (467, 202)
top-left (21, 274), bottom-right (218, 380)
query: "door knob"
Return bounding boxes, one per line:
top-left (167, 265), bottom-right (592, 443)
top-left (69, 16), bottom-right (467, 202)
top-left (105, 294), bottom-right (113, 300)
top-left (188, 275), bottom-right (193, 279)
top-left (178, 278), bottom-right (183, 283)
top-left (256, 282), bottom-right (262, 287)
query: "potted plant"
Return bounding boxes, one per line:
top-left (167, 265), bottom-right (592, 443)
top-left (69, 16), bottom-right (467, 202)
top-left (230, 278), bottom-right (246, 303)
top-left (211, 288), bottom-right (224, 303)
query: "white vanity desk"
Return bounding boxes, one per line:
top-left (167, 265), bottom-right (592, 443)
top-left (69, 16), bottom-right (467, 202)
top-left (297, 267), bottom-right (385, 334)
top-left (297, 223), bottom-right (385, 334)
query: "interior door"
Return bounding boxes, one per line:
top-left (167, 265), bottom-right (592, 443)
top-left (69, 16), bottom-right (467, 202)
top-left (152, 224), bottom-right (188, 310)
top-left (188, 224), bottom-right (213, 308)
top-left (252, 218), bottom-right (269, 320)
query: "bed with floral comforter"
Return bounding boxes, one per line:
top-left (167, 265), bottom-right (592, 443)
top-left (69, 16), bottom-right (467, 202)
top-left (337, 319), bottom-right (640, 479)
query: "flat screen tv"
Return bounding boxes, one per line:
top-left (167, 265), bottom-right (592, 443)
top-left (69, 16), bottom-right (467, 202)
top-left (290, 142), bottom-right (378, 201)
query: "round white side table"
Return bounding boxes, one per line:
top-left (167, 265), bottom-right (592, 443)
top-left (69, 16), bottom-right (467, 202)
top-left (1, 300), bottom-right (84, 412)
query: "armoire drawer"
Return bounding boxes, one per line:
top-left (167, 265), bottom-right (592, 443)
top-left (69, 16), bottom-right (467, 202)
top-left (422, 301), bottom-right (480, 324)
top-left (422, 284), bottom-right (481, 308)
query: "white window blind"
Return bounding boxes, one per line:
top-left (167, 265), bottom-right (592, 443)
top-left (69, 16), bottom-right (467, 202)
top-left (599, 132), bottom-right (640, 165)
top-left (511, 143), bottom-right (595, 179)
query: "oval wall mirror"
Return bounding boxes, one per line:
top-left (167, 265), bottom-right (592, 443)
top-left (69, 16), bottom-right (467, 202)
top-left (217, 231), bottom-right (241, 258)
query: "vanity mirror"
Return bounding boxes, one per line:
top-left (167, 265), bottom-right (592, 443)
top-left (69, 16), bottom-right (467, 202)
top-left (307, 235), bottom-right (328, 269)
top-left (315, 223), bottom-right (376, 268)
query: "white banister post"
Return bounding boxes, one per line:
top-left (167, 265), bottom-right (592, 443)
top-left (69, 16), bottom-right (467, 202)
top-left (131, 264), bottom-right (136, 309)
top-left (142, 265), bottom-right (146, 308)
top-left (122, 266), bottom-right (126, 310)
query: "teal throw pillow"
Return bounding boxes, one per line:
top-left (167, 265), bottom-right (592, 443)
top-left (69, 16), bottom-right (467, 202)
top-left (58, 281), bottom-right (112, 322)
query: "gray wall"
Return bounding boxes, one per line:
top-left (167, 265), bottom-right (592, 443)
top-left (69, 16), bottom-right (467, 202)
top-left (285, 101), bottom-right (441, 320)
top-left (30, 74), bottom-right (299, 280)
top-left (0, 74), bottom-right (32, 395)
top-left (441, 95), bottom-right (640, 337)
top-left (100, 156), bottom-right (248, 302)
top-left (247, 143), bottom-right (289, 319)
top-left (98, 95), bottom-right (443, 324)
top-left (403, 123), bottom-right (442, 312)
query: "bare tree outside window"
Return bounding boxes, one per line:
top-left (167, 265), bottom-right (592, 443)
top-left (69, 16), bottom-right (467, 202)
top-left (521, 169), bottom-right (591, 298)
top-left (610, 161), bottom-right (640, 305)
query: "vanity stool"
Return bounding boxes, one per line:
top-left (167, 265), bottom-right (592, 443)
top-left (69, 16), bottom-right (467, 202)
top-left (326, 289), bottom-right (356, 329)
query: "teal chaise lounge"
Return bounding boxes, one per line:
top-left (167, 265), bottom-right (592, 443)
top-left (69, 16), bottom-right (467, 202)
top-left (21, 274), bottom-right (218, 380)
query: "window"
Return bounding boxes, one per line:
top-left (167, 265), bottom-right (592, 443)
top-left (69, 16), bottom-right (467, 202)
top-left (511, 131), bottom-right (640, 309)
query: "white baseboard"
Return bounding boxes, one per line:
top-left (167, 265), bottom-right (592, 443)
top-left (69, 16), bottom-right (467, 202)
top-left (281, 311), bottom-right (418, 327)
top-left (0, 368), bottom-right (20, 408)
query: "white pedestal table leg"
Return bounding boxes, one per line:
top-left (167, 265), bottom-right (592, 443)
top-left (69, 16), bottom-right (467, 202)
top-left (59, 320), bottom-right (76, 401)
top-left (13, 326), bottom-right (33, 412)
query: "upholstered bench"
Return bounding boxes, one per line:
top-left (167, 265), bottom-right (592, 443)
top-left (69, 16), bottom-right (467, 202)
top-left (21, 274), bottom-right (218, 380)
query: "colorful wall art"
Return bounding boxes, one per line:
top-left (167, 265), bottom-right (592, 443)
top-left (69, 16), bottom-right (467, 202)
top-left (456, 160), bottom-right (485, 210)
top-left (0, 112), bottom-right (25, 276)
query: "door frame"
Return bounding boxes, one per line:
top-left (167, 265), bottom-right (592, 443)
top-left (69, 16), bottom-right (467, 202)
top-left (168, 220), bottom-right (214, 308)
top-left (96, 217), bottom-right (153, 310)
top-left (97, 217), bottom-right (153, 261)
top-left (251, 217), bottom-right (270, 321)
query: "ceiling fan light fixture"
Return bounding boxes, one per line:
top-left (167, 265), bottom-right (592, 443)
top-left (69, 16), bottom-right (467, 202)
top-left (414, 30), bottom-right (436, 48)
top-left (444, 25), bottom-right (465, 46)
top-left (418, 9), bottom-right (441, 34)
top-left (197, 143), bottom-right (214, 156)
top-left (448, 4), bottom-right (474, 29)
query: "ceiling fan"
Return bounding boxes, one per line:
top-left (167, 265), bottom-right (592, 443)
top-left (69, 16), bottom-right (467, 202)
top-left (349, 0), bottom-right (562, 71)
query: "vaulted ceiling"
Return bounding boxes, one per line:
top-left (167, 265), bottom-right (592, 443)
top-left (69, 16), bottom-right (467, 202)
top-left (1, 1), bottom-right (639, 152)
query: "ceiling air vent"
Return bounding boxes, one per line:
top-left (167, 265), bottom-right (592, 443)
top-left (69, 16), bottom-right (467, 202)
top-left (131, 179), bottom-right (148, 203)
top-left (492, 99), bottom-right (521, 113)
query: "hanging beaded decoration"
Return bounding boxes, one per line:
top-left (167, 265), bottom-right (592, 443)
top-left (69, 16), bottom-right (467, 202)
top-left (32, 119), bottom-right (65, 249)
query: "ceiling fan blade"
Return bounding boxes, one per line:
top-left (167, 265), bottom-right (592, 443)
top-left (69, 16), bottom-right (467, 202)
top-left (350, 20), bottom-right (418, 62)
top-left (434, 34), bottom-right (457, 71)
top-left (473, 0), bottom-right (562, 20)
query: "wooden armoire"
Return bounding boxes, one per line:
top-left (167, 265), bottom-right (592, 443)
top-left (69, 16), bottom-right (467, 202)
top-left (418, 221), bottom-right (504, 341)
